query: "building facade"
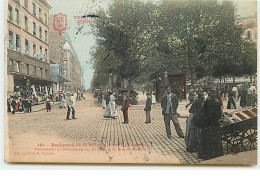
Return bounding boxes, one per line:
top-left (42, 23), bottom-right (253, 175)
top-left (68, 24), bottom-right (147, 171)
top-left (63, 33), bottom-right (83, 93)
top-left (235, 16), bottom-right (257, 43)
top-left (48, 15), bottom-right (66, 92)
top-left (6, 0), bottom-right (51, 96)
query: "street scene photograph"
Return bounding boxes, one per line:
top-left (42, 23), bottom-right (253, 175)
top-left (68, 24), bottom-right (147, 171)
top-left (4, 0), bottom-right (257, 165)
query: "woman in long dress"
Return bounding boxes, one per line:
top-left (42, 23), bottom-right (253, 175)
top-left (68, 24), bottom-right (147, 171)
top-left (103, 91), bottom-right (118, 119)
top-left (59, 95), bottom-right (66, 109)
top-left (185, 94), bottom-right (204, 152)
top-left (46, 96), bottom-right (51, 112)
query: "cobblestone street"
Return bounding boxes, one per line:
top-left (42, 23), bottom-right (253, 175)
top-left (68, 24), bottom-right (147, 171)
top-left (6, 92), bottom-right (242, 164)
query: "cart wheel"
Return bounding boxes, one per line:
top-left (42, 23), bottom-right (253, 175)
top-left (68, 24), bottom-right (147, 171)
top-left (225, 132), bottom-right (244, 153)
top-left (242, 129), bottom-right (257, 150)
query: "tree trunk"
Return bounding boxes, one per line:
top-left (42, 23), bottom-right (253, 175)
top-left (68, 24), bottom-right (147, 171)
top-left (250, 75), bottom-right (253, 83)
top-left (127, 78), bottom-right (132, 95)
top-left (232, 76), bottom-right (235, 83)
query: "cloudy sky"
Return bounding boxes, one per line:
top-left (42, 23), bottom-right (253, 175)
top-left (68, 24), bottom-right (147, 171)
top-left (49, 0), bottom-right (257, 89)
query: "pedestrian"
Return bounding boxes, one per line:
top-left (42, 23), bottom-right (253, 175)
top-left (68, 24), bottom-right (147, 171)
top-left (7, 96), bottom-right (11, 113)
top-left (66, 93), bottom-right (76, 120)
top-left (240, 89), bottom-right (247, 108)
top-left (121, 94), bottom-right (130, 124)
top-left (59, 95), bottom-right (66, 109)
top-left (11, 97), bottom-right (16, 114)
top-left (102, 94), bottom-right (107, 109)
top-left (144, 92), bottom-right (152, 124)
top-left (28, 96), bottom-right (32, 113)
top-left (110, 91), bottom-right (118, 119)
top-left (185, 89), bottom-right (196, 109)
top-left (18, 98), bottom-right (23, 112)
top-left (22, 96), bottom-right (29, 113)
top-left (185, 94), bottom-right (204, 153)
top-left (216, 90), bottom-right (223, 113)
top-left (46, 95), bottom-right (51, 112)
top-left (232, 85), bottom-right (238, 101)
top-left (161, 87), bottom-right (184, 139)
top-left (194, 88), bottom-right (223, 160)
top-left (227, 90), bottom-right (236, 109)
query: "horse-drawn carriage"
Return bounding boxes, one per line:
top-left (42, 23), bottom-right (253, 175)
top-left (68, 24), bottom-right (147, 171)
top-left (221, 107), bottom-right (257, 153)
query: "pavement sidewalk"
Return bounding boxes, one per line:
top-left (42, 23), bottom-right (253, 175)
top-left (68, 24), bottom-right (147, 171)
top-left (200, 150), bottom-right (257, 165)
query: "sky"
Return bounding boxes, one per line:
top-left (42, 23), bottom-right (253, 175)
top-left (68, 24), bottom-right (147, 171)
top-left (49, 0), bottom-right (257, 89)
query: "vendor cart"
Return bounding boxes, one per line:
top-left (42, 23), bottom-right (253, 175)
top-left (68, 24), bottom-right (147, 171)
top-left (221, 107), bottom-right (257, 153)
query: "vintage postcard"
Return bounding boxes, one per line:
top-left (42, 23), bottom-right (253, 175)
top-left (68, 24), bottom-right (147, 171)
top-left (4, 0), bottom-right (257, 165)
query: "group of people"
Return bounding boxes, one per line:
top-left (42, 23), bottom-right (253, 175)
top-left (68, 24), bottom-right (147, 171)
top-left (185, 88), bottom-right (223, 160)
top-left (7, 95), bottom-right (33, 114)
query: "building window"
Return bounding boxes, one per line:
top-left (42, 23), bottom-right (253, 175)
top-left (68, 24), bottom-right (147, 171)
top-left (39, 26), bottom-right (42, 39)
top-left (9, 31), bottom-right (14, 49)
top-left (26, 64), bottom-right (29, 74)
top-left (45, 69), bottom-right (48, 76)
top-left (8, 5), bottom-right (13, 21)
top-left (24, 0), bottom-right (28, 8)
top-left (39, 8), bottom-right (42, 20)
top-left (45, 30), bottom-right (47, 42)
top-left (34, 66), bottom-right (37, 76)
top-left (15, 9), bottom-right (19, 25)
top-left (16, 35), bottom-right (21, 52)
top-left (16, 61), bottom-right (20, 72)
top-left (40, 68), bottom-right (43, 77)
top-left (45, 49), bottom-right (47, 59)
top-left (44, 13), bottom-right (47, 24)
top-left (40, 46), bottom-right (42, 54)
top-left (25, 39), bottom-right (30, 55)
top-left (33, 22), bottom-right (36, 36)
top-left (25, 16), bottom-right (28, 31)
top-left (33, 44), bottom-right (36, 56)
top-left (246, 31), bottom-right (251, 40)
top-left (33, 3), bottom-right (36, 16)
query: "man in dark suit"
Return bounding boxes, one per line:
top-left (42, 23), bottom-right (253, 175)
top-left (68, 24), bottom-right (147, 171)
top-left (144, 92), bottom-right (152, 124)
top-left (121, 94), bottom-right (130, 124)
top-left (161, 87), bottom-right (184, 139)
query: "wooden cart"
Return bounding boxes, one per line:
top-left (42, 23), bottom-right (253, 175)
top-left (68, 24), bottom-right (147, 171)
top-left (221, 107), bottom-right (257, 153)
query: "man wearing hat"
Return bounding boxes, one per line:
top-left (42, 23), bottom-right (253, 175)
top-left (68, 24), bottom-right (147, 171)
top-left (121, 94), bottom-right (130, 124)
top-left (66, 92), bottom-right (76, 120)
top-left (161, 87), bottom-right (184, 139)
top-left (144, 92), bottom-right (152, 124)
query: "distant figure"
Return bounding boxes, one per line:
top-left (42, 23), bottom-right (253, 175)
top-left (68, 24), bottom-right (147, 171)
top-left (240, 89), bottom-right (247, 108)
top-left (216, 90), bottom-right (223, 113)
top-left (121, 94), bottom-right (130, 124)
top-left (46, 96), bottom-right (51, 112)
top-left (22, 96), bottom-right (29, 113)
top-left (11, 97), bottom-right (16, 114)
top-left (161, 87), bottom-right (184, 139)
top-left (102, 94), bottom-right (106, 109)
top-left (59, 95), bottom-right (66, 109)
top-left (227, 90), bottom-right (236, 109)
top-left (232, 86), bottom-right (238, 101)
top-left (144, 92), bottom-right (152, 124)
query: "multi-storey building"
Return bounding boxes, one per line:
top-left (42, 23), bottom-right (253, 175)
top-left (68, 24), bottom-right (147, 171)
top-left (6, 0), bottom-right (51, 96)
top-left (63, 33), bottom-right (83, 93)
top-left (48, 15), bottom-right (67, 92)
